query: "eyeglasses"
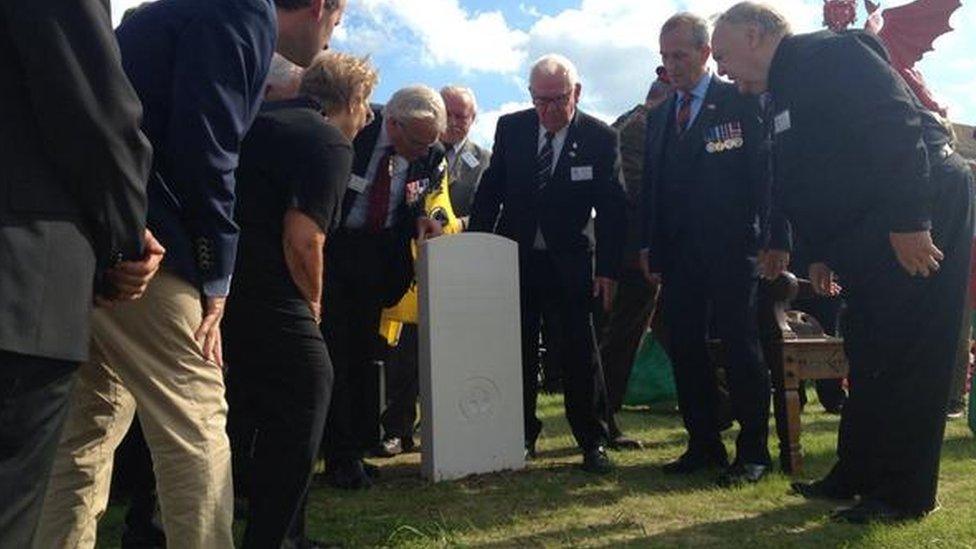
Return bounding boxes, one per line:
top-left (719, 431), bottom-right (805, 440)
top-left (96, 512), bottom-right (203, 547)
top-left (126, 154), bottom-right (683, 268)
top-left (531, 92), bottom-right (572, 109)
top-left (393, 119), bottom-right (438, 150)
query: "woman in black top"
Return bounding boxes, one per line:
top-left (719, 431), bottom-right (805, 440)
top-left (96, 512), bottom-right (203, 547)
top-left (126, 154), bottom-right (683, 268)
top-left (224, 52), bottom-right (378, 549)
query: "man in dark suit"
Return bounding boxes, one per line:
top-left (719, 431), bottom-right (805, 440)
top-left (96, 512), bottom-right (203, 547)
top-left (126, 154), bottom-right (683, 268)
top-left (469, 54), bottom-right (627, 474)
top-left (639, 13), bottom-right (790, 486)
top-left (714, 1), bottom-right (974, 522)
top-left (35, 0), bottom-right (344, 546)
top-left (377, 84), bottom-right (491, 458)
top-left (323, 86), bottom-right (445, 489)
top-left (0, 1), bottom-right (157, 545)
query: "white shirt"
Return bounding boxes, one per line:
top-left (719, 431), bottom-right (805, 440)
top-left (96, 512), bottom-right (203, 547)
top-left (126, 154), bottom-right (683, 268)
top-left (534, 118), bottom-right (573, 249)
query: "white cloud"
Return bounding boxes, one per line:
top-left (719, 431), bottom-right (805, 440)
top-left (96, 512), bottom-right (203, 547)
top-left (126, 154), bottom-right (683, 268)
top-left (470, 101), bottom-right (532, 148)
top-left (339, 0), bottom-right (529, 74)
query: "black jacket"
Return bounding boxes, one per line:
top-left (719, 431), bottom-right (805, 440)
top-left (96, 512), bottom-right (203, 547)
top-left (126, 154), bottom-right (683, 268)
top-left (469, 108), bottom-right (626, 279)
top-left (641, 76), bottom-right (790, 274)
top-left (342, 109), bottom-right (446, 306)
top-left (0, 0), bottom-right (151, 361)
top-left (767, 30), bottom-right (951, 277)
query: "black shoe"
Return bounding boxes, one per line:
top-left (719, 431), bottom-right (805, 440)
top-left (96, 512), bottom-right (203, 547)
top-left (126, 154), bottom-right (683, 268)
top-left (362, 461), bottom-right (380, 479)
top-left (329, 460), bottom-right (373, 490)
top-left (662, 447), bottom-right (729, 475)
top-left (609, 434), bottom-right (644, 451)
top-left (374, 437), bottom-right (404, 458)
top-left (947, 399), bottom-right (966, 420)
top-left (790, 478), bottom-right (856, 502)
top-left (831, 499), bottom-right (933, 524)
top-left (717, 462), bottom-right (769, 487)
top-left (581, 446), bottom-right (613, 474)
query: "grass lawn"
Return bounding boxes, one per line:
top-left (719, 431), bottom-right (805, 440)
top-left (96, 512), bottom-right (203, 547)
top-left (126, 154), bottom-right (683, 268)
top-left (96, 393), bottom-right (976, 548)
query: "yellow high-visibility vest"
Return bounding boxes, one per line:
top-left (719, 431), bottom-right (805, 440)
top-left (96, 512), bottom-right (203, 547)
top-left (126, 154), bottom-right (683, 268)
top-left (378, 159), bottom-right (463, 345)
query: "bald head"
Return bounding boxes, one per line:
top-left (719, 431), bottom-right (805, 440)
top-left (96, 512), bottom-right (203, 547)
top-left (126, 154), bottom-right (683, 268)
top-left (712, 2), bottom-right (791, 94)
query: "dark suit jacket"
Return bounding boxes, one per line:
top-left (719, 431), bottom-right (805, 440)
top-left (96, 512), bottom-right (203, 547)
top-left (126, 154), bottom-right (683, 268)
top-left (342, 109), bottom-right (446, 306)
top-left (641, 76), bottom-right (790, 274)
top-left (0, 0), bottom-right (150, 361)
top-left (445, 139), bottom-right (491, 218)
top-left (469, 108), bottom-right (626, 280)
top-left (116, 0), bottom-right (276, 297)
top-left (767, 30), bottom-right (951, 280)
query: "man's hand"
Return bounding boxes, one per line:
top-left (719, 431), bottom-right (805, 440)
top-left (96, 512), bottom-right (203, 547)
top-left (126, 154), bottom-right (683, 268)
top-left (758, 248), bottom-right (790, 281)
top-left (889, 230), bottom-right (943, 277)
top-left (593, 276), bottom-right (617, 312)
top-left (416, 216), bottom-right (443, 242)
top-left (638, 249), bottom-right (662, 285)
top-left (99, 229), bottom-right (166, 306)
top-left (195, 296), bottom-right (226, 367)
top-left (809, 262), bottom-right (842, 297)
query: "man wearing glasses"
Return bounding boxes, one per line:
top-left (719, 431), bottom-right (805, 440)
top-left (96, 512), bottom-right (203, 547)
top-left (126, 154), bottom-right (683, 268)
top-left (469, 54), bottom-right (627, 474)
top-left (322, 85), bottom-right (445, 489)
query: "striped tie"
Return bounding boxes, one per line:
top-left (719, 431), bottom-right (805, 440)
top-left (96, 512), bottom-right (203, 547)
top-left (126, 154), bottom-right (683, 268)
top-left (537, 131), bottom-right (555, 190)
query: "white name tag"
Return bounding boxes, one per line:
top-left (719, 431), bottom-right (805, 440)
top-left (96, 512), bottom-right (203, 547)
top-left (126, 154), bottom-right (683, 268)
top-left (461, 151), bottom-right (480, 169)
top-left (774, 109), bottom-right (791, 135)
top-left (571, 166), bottom-right (594, 182)
top-left (348, 174), bottom-right (368, 193)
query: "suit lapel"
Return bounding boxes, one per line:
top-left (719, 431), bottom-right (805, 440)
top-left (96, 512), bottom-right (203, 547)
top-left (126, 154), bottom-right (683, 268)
top-left (649, 96), bottom-right (673, 192)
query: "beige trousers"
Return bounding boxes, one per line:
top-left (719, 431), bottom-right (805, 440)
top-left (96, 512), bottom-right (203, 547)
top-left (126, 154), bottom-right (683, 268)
top-left (34, 271), bottom-right (233, 549)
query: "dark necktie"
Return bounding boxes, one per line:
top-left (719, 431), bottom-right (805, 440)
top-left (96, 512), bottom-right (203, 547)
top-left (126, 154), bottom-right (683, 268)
top-left (365, 148), bottom-right (394, 233)
top-left (537, 131), bottom-right (555, 190)
top-left (676, 93), bottom-right (693, 135)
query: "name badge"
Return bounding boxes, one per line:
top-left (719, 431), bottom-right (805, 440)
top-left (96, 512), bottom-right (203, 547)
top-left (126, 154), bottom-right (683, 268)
top-left (774, 110), bottom-right (791, 135)
top-left (571, 166), bottom-right (594, 182)
top-left (461, 151), bottom-right (480, 169)
top-left (348, 174), bottom-right (368, 193)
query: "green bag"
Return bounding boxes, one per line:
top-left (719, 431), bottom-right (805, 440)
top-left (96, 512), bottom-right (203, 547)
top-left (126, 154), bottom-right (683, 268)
top-left (622, 331), bottom-right (677, 406)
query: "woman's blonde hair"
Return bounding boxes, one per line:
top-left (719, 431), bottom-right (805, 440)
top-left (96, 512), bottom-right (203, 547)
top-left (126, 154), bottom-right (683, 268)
top-left (299, 52), bottom-right (379, 116)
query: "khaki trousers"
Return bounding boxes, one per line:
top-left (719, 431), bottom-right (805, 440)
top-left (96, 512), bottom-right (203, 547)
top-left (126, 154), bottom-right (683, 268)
top-left (34, 271), bottom-right (233, 549)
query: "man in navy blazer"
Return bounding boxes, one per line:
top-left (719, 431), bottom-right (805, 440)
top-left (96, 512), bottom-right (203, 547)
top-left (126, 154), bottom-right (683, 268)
top-left (469, 54), bottom-right (627, 474)
top-left (639, 13), bottom-right (790, 486)
top-left (36, 1), bottom-right (347, 546)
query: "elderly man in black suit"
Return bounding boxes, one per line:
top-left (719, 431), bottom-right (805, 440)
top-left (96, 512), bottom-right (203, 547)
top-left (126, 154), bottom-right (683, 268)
top-left (377, 84), bottom-right (492, 458)
top-left (469, 54), bottom-right (627, 474)
top-left (0, 1), bottom-right (160, 546)
top-left (639, 12), bottom-right (790, 486)
top-left (714, 1), bottom-right (973, 522)
top-left (322, 85), bottom-right (445, 489)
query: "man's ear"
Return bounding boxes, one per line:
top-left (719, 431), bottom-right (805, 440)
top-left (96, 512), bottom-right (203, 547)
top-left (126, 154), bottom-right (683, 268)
top-left (573, 82), bottom-right (582, 102)
top-left (311, 0), bottom-right (326, 20)
top-left (699, 45), bottom-right (712, 67)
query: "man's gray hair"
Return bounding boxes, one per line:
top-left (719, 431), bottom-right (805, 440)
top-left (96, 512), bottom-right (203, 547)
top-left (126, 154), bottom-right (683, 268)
top-left (266, 53), bottom-right (303, 91)
top-left (530, 53), bottom-right (580, 88)
top-left (440, 85), bottom-right (479, 114)
top-left (661, 12), bottom-right (711, 49)
top-left (717, 2), bottom-right (792, 38)
top-left (383, 85), bottom-right (447, 133)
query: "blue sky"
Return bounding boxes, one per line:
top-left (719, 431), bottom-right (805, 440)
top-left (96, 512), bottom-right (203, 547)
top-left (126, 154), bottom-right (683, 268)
top-left (114, 0), bottom-right (976, 147)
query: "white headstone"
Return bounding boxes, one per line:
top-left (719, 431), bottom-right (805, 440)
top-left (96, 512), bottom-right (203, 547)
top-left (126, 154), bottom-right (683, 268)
top-left (417, 233), bottom-right (525, 481)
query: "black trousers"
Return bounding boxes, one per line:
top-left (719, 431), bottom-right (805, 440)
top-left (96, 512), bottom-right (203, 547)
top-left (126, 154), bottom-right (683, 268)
top-left (321, 231), bottom-right (396, 463)
top-left (224, 296), bottom-right (333, 549)
top-left (381, 324), bottom-right (419, 441)
top-left (595, 265), bottom-right (659, 414)
top-left (520, 250), bottom-right (610, 451)
top-left (828, 153), bottom-right (973, 514)
top-left (663, 244), bottom-right (771, 464)
top-left (0, 351), bottom-right (77, 548)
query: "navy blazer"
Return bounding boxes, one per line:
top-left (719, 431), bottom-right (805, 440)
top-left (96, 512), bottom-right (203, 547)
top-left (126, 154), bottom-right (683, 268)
top-left (116, 0), bottom-right (276, 297)
top-left (641, 77), bottom-right (790, 274)
top-left (469, 108), bottom-right (627, 279)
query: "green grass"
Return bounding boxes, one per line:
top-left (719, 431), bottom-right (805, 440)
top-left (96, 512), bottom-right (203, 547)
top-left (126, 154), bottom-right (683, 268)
top-left (96, 394), bottom-right (976, 548)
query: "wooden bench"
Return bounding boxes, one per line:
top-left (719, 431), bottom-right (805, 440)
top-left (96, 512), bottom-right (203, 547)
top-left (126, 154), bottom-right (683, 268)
top-left (708, 272), bottom-right (849, 475)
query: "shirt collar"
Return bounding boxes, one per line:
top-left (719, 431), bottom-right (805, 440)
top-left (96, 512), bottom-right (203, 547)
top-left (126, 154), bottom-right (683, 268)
top-left (537, 110), bottom-right (577, 141)
top-left (677, 71), bottom-right (712, 103)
